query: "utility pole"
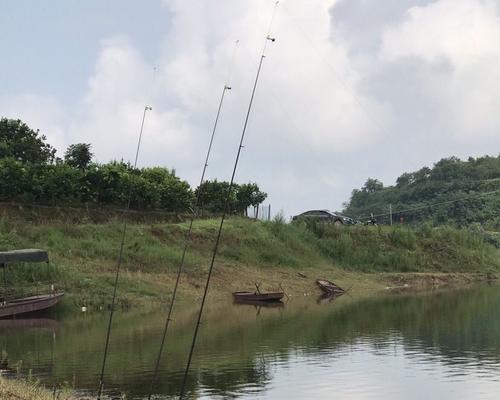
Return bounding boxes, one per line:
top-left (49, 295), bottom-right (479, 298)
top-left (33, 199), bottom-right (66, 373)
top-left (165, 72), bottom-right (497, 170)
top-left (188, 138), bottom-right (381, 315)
top-left (389, 204), bottom-right (393, 226)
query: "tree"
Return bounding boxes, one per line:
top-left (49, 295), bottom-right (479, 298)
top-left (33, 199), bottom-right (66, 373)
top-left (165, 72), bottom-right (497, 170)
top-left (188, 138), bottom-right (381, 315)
top-left (413, 167), bottom-right (431, 183)
top-left (0, 118), bottom-right (56, 164)
top-left (0, 119), bottom-right (269, 213)
top-left (90, 161), bottom-right (134, 205)
top-left (0, 158), bottom-right (29, 200)
top-left (195, 180), bottom-right (237, 213)
top-left (396, 173), bottom-right (413, 187)
top-left (362, 178), bottom-right (384, 193)
top-left (343, 155), bottom-right (500, 227)
top-left (64, 143), bottom-right (93, 169)
top-left (235, 183), bottom-right (267, 215)
top-left (34, 164), bottom-right (84, 204)
top-left (141, 167), bottom-right (194, 211)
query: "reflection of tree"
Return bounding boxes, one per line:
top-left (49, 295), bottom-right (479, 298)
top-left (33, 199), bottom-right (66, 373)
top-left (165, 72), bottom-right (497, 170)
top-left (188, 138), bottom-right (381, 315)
top-left (198, 358), bottom-right (271, 398)
top-left (3, 286), bottom-right (500, 398)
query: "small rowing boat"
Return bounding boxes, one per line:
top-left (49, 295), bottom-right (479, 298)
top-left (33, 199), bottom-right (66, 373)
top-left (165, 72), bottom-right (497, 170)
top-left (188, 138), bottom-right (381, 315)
top-left (316, 279), bottom-right (346, 295)
top-left (232, 291), bottom-right (284, 302)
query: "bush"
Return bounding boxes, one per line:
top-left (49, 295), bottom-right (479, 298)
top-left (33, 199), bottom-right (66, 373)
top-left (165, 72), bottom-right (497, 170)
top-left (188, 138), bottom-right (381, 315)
top-left (0, 119), bottom-right (268, 214)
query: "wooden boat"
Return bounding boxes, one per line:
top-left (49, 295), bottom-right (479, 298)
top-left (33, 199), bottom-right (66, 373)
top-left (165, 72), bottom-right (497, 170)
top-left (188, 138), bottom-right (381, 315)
top-left (0, 293), bottom-right (64, 318)
top-left (0, 249), bottom-right (64, 318)
top-left (316, 279), bottom-right (346, 295)
top-left (232, 291), bottom-right (284, 302)
top-left (233, 298), bottom-right (284, 307)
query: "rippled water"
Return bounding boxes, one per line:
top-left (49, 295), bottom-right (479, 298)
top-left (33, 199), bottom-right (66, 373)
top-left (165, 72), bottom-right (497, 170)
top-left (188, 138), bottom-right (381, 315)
top-left (1, 285), bottom-right (500, 399)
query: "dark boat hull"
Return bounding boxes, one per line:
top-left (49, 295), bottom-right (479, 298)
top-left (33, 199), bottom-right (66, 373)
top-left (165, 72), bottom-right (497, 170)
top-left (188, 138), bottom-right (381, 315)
top-left (316, 279), bottom-right (346, 295)
top-left (0, 292), bottom-right (64, 318)
top-left (234, 298), bottom-right (284, 307)
top-left (232, 291), bottom-right (284, 302)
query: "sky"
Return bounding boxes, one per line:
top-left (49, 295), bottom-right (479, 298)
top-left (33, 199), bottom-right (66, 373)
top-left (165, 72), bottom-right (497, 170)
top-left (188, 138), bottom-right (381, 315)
top-left (1, 0), bottom-right (499, 218)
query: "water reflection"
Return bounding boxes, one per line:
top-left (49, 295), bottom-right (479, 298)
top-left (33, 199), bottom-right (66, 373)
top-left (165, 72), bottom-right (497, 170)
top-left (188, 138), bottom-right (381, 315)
top-left (0, 285), bottom-right (500, 399)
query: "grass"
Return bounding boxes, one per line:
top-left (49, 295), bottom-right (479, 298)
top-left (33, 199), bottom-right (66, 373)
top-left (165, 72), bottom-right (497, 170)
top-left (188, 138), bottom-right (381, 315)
top-left (0, 377), bottom-right (80, 400)
top-left (307, 221), bottom-right (499, 273)
top-left (0, 215), bottom-right (498, 309)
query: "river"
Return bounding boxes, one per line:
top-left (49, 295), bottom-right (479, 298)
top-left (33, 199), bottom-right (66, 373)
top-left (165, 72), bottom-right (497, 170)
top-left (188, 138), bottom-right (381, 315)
top-left (1, 285), bottom-right (500, 399)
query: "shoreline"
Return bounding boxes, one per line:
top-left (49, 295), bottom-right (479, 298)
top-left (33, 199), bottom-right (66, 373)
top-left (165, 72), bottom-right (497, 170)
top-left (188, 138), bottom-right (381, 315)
top-left (2, 276), bottom-right (498, 400)
top-left (61, 265), bottom-right (499, 311)
top-left (0, 376), bottom-right (82, 400)
top-left (0, 216), bottom-right (497, 310)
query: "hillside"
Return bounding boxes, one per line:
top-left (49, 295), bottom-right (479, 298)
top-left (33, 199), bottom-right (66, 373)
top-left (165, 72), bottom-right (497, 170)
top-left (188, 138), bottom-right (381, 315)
top-left (343, 155), bottom-right (500, 228)
top-left (0, 215), bottom-right (498, 308)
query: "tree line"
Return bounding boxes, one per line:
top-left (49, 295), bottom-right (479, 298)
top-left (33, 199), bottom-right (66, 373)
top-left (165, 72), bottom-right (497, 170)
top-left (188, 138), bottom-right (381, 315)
top-left (0, 118), bottom-right (267, 213)
top-left (343, 155), bottom-right (500, 229)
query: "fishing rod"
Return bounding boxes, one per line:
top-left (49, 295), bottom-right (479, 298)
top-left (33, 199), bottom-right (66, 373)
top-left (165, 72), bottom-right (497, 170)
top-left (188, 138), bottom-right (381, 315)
top-left (178, 3), bottom-right (279, 399)
top-left (97, 104), bottom-right (152, 400)
top-left (145, 40), bottom-right (239, 400)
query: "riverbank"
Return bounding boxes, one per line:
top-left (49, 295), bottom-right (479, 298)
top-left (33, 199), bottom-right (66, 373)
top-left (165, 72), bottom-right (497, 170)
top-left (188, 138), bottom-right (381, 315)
top-left (0, 377), bottom-right (80, 400)
top-left (0, 216), bottom-right (498, 309)
top-left (3, 283), bottom-right (500, 400)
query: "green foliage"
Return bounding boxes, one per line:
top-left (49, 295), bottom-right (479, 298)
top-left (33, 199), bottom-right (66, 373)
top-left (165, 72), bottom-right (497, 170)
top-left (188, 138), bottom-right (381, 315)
top-left (236, 183), bottom-right (267, 214)
top-left (64, 143), bottom-right (93, 169)
top-left (305, 223), bottom-right (498, 273)
top-left (362, 178), bottom-right (384, 193)
top-left (0, 216), bottom-right (498, 307)
top-left (195, 180), bottom-right (234, 213)
top-left (344, 155), bottom-right (500, 227)
top-left (0, 118), bottom-right (56, 164)
top-left (0, 119), bottom-right (267, 213)
top-left (195, 180), bottom-right (267, 214)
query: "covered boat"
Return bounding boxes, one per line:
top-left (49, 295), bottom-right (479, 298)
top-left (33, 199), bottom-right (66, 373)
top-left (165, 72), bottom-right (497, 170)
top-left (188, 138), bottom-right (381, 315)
top-left (0, 249), bottom-right (64, 318)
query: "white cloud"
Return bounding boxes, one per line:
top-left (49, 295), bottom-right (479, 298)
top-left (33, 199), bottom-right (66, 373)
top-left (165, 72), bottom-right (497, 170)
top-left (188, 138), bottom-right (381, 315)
top-left (380, 0), bottom-right (500, 139)
top-left (0, 94), bottom-right (68, 152)
top-left (7, 1), bottom-right (500, 216)
top-left (72, 36), bottom-right (192, 167)
top-left (381, 0), bottom-right (500, 64)
top-left (145, 0), bottom-right (391, 214)
top-left (158, 0), bottom-right (388, 151)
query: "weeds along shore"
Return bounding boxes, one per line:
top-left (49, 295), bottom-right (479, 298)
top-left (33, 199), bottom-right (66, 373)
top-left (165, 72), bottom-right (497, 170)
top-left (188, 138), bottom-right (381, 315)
top-left (0, 376), bottom-right (82, 400)
top-left (0, 215), bottom-right (498, 309)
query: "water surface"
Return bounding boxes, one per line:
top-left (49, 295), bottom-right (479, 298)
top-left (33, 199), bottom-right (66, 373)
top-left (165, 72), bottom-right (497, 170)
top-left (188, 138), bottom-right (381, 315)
top-left (1, 285), bottom-right (500, 399)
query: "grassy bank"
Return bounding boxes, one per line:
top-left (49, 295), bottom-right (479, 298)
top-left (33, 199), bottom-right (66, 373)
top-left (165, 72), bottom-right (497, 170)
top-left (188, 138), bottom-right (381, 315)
top-left (0, 216), bottom-right (498, 308)
top-left (0, 377), bottom-right (78, 400)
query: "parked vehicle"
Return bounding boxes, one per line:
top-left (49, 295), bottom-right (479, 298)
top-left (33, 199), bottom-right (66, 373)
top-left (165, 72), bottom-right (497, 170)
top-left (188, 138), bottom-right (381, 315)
top-left (364, 213), bottom-right (377, 226)
top-left (292, 209), bottom-right (355, 225)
